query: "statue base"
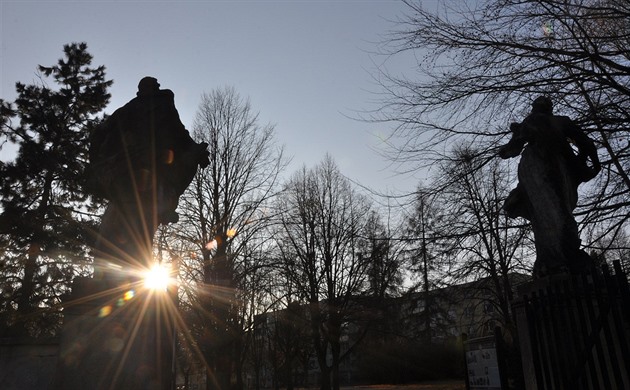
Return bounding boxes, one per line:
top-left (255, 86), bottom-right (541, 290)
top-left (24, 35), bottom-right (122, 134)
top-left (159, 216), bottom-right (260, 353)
top-left (512, 263), bottom-right (630, 389)
top-left (53, 277), bottom-right (174, 390)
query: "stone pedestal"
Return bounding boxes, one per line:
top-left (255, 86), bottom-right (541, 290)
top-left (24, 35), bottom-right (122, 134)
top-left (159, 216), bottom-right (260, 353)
top-left (512, 265), bottom-right (630, 390)
top-left (54, 277), bottom-right (174, 390)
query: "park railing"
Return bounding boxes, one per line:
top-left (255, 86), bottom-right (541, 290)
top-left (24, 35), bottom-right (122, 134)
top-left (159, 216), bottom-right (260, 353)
top-left (513, 260), bottom-right (630, 390)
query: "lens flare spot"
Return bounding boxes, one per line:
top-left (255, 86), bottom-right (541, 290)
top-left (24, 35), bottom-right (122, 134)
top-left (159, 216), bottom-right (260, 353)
top-left (164, 149), bottom-right (175, 164)
top-left (98, 305), bottom-right (112, 318)
top-left (124, 290), bottom-right (135, 301)
top-left (543, 21), bottom-right (554, 37)
top-left (205, 240), bottom-right (217, 250)
top-left (107, 337), bottom-right (124, 352)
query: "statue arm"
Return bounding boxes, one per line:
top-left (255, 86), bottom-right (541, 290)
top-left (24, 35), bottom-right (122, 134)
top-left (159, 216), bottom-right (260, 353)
top-left (156, 91), bottom-right (210, 168)
top-left (565, 120), bottom-right (601, 181)
top-left (499, 122), bottom-right (527, 159)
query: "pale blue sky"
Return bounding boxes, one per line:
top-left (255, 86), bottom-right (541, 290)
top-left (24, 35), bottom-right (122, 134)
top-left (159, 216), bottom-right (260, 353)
top-left (1, 0), bottom-right (428, 195)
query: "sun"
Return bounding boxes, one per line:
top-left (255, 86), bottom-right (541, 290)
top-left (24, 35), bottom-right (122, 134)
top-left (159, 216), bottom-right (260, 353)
top-left (143, 263), bottom-right (172, 291)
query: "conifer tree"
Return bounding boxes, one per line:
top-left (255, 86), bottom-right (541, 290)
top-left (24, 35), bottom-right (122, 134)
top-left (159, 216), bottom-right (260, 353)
top-left (0, 42), bottom-right (112, 336)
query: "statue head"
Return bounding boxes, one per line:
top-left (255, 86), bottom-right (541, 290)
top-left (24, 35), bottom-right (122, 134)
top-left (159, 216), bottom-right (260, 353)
top-left (137, 77), bottom-right (160, 97)
top-left (532, 96), bottom-right (553, 114)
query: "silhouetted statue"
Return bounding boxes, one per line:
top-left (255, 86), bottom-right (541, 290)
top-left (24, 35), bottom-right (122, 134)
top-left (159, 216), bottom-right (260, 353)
top-left (499, 96), bottom-right (600, 277)
top-left (88, 77), bottom-right (208, 278)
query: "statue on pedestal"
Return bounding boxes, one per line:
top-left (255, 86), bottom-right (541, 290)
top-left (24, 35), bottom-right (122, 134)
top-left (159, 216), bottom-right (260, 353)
top-left (88, 76), bottom-right (209, 279)
top-left (499, 96), bottom-right (600, 277)
top-left (55, 77), bottom-right (208, 390)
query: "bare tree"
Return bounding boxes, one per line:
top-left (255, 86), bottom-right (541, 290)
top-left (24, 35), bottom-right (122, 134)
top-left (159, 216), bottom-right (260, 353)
top-left (375, 0), bottom-right (630, 242)
top-left (170, 86), bottom-right (287, 390)
top-left (275, 156), bottom-right (373, 390)
top-left (253, 244), bottom-right (315, 390)
top-left (431, 145), bottom-right (532, 336)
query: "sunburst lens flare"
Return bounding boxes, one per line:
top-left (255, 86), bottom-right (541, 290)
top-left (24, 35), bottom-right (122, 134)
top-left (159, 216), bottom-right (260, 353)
top-left (143, 264), bottom-right (171, 291)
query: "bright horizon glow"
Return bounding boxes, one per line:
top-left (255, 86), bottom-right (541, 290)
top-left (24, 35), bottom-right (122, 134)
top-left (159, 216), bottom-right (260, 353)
top-left (143, 264), bottom-right (171, 291)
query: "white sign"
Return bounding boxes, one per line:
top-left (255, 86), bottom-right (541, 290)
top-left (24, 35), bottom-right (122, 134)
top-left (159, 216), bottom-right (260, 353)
top-left (465, 337), bottom-right (502, 390)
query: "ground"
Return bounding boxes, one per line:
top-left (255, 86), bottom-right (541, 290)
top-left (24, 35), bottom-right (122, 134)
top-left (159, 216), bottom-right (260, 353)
top-left (341, 382), bottom-right (465, 390)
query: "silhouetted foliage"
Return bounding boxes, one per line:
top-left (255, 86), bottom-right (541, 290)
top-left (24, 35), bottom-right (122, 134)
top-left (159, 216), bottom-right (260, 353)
top-left (404, 187), bottom-right (448, 341)
top-left (354, 338), bottom-right (463, 384)
top-left (363, 211), bottom-right (405, 299)
top-left (0, 42), bottom-right (111, 336)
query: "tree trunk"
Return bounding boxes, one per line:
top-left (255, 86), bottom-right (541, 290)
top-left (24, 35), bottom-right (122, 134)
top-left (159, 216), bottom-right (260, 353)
top-left (331, 345), bottom-right (341, 390)
top-left (13, 245), bottom-right (39, 335)
top-left (285, 353), bottom-right (294, 390)
top-left (329, 315), bottom-right (342, 390)
top-left (205, 235), bottom-right (234, 390)
top-left (308, 301), bottom-right (331, 390)
top-left (14, 170), bottom-right (53, 335)
top-left (184, 367), bottom-right (190, 390)
top-left (235, 354), bottom-right (244, 390)
top-left (319, 366), bottom-right (331, 390)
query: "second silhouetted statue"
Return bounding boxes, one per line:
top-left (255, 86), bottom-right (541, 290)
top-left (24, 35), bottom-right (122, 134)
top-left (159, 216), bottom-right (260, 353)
top-left (499, 96), bottom-right (600, 278)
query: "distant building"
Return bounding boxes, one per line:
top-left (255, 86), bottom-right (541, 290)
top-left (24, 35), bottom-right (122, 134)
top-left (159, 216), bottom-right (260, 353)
top-left (244, 273), bottom-right (530, 388)
top-left (403, 273), bottom-right (531, 340)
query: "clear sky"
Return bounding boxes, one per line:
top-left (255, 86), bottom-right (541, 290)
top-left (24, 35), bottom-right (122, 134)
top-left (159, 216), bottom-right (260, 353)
top-left (1, 0), bottom-right (427, 196)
